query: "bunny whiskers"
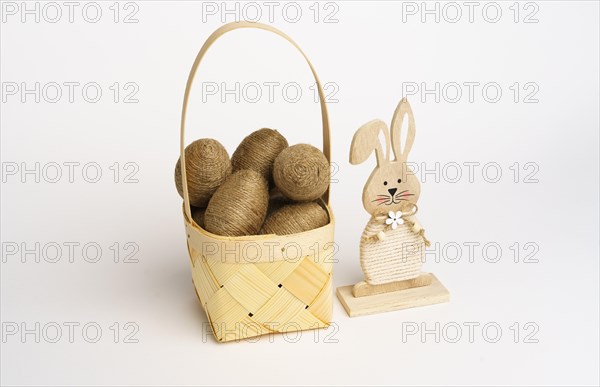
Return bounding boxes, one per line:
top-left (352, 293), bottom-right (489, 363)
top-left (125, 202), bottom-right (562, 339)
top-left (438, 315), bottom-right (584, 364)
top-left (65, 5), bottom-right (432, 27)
top-left (372, 195), bottom-right (392, 205)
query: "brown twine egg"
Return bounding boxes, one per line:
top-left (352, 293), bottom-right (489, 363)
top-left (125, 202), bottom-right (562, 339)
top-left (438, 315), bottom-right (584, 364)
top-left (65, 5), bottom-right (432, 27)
top-left (191, 206), bottom-right (205, 229)
top-left (175, 139), bottom-right (231, 207)
top-left (273, 144), bottom-right (330, 202)
top-left (204, 170), bottom-right (269, 236)
top-left (267, 189), bottom-right (293, 216)
top-left (261, 202), bottom-right (329, 235)
top-left (231, 128), bottom-right (288, 185)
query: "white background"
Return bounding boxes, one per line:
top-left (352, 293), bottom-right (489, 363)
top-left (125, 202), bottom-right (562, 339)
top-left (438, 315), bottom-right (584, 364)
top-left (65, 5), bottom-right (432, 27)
top-left (1, 1), bottom-right (599, 386)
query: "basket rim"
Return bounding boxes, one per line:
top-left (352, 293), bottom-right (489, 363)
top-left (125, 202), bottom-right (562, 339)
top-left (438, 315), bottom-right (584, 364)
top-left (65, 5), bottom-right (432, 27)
top-left (184, 201), bottom-right (335, 264)
top-left (183, 200), bottom-right (335, 241)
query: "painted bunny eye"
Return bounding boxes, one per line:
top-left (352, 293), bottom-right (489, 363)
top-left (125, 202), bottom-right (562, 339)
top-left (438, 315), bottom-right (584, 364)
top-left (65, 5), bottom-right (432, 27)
top-left (383, 181), bottom-right (388, 186)
top-left (397, 178), bottom-right (402, 183)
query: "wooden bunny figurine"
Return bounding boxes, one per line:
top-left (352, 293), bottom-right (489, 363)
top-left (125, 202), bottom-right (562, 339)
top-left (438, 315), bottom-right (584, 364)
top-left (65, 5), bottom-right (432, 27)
top-left (337, 98), bottom-right (449, 316)
top-left (349, 98), bottom-right (434, 297)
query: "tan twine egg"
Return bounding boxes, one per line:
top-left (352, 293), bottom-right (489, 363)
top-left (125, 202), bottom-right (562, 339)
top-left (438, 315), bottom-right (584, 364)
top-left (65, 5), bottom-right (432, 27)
top-left (231, 128), bottom-right (288, 185)
top-left (191, 206), bottom-right (205, 229)
top-left (273, 144), bottom-right (330, 202)
top-left (204, 170), bottom-right (269, 236)
top-left (267, 188), bottom-right (293, 215)
top-left (175, 139), bottom-right (232, 207)
top-left (261, 202), bottom-right (329, 235)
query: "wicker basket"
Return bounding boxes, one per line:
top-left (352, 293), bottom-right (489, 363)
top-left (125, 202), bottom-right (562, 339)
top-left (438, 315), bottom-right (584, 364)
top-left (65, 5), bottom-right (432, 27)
top-left (179, 22), bottom-right (334, 343)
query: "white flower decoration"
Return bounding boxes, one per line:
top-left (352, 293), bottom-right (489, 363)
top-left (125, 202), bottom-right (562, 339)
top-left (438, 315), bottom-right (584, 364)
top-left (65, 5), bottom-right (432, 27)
top-left (385, 211), bottom-right (404, 229)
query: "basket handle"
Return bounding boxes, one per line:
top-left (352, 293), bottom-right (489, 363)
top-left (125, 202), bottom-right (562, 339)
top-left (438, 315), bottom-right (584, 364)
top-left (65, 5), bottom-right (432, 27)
top-left (180, 22), bottom-right (331, 221)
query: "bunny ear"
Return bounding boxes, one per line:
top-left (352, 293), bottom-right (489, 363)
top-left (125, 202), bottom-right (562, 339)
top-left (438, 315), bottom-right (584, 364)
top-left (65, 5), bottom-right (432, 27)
top-left (390, 97), bottom-right (416, 162)
top-left (349, 119), bottom-right (390, 167)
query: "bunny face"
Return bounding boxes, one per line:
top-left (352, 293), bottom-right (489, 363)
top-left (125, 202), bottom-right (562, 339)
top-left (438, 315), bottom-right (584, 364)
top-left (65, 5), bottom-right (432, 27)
top-left (350, 98), bottom-right (421, 216)
top-left (362, 161), bottom-right (420, 215)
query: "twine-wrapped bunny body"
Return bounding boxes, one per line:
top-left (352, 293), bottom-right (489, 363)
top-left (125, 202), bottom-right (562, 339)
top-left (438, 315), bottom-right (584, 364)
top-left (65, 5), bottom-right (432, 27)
top-left (350, 98), bottom-right (428, 286)
top-left (360, 209), bottom-right (429, 285)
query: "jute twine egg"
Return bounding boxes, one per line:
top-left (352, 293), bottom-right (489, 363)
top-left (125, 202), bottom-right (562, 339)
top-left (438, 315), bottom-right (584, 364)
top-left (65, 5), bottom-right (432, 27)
top-left (231, 128), bottom-right (288, 185)
top-left (267, 189), bottom-right (293, 216)
top-left (273, 144), bottom-right (330, 201)
top-left (175, 139), bottom-right (231, 207)
top-left (261, 202), bottom-right (329, 235)
top-left (204, 170), bottom-right (269, 236)
top-left (191, 206), bottom-right (205, 229)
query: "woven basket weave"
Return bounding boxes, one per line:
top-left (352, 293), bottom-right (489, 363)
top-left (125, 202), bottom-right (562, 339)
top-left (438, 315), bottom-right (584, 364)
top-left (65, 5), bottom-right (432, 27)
top-left (179, 22), bottom-right (334, 343)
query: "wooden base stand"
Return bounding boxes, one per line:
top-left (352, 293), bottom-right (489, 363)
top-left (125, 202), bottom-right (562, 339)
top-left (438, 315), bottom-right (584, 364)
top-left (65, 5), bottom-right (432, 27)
top-left (336, 273), bottom-right (449, 317)
top-left (352, 273), bottom-right (433, 297)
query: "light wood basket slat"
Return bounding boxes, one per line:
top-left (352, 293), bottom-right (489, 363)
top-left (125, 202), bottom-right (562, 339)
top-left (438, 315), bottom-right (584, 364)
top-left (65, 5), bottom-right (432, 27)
top-left (179, 22), bottom-right (334, 343)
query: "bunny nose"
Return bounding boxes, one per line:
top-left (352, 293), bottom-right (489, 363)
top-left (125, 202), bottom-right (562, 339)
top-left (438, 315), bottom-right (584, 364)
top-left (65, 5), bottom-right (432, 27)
top-left (388, 188), bottom-right (397, 196)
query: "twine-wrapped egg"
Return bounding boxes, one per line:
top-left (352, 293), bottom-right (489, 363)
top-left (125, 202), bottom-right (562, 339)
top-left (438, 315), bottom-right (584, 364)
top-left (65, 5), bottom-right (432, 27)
top-left (175, 139), bottom-right (231, 207)
top-left (261, 202), bottom-right (329, 235)
top-left (267, 189), bottom-right (293, 216)
top-left (231, 128), bottom-right (288, 185)
top-left (191, 206), bottom-right (205, 229)
top-left (204, 170), bottom-right (269, 236)
top-left (273, 144), bottom-right (330, 201)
